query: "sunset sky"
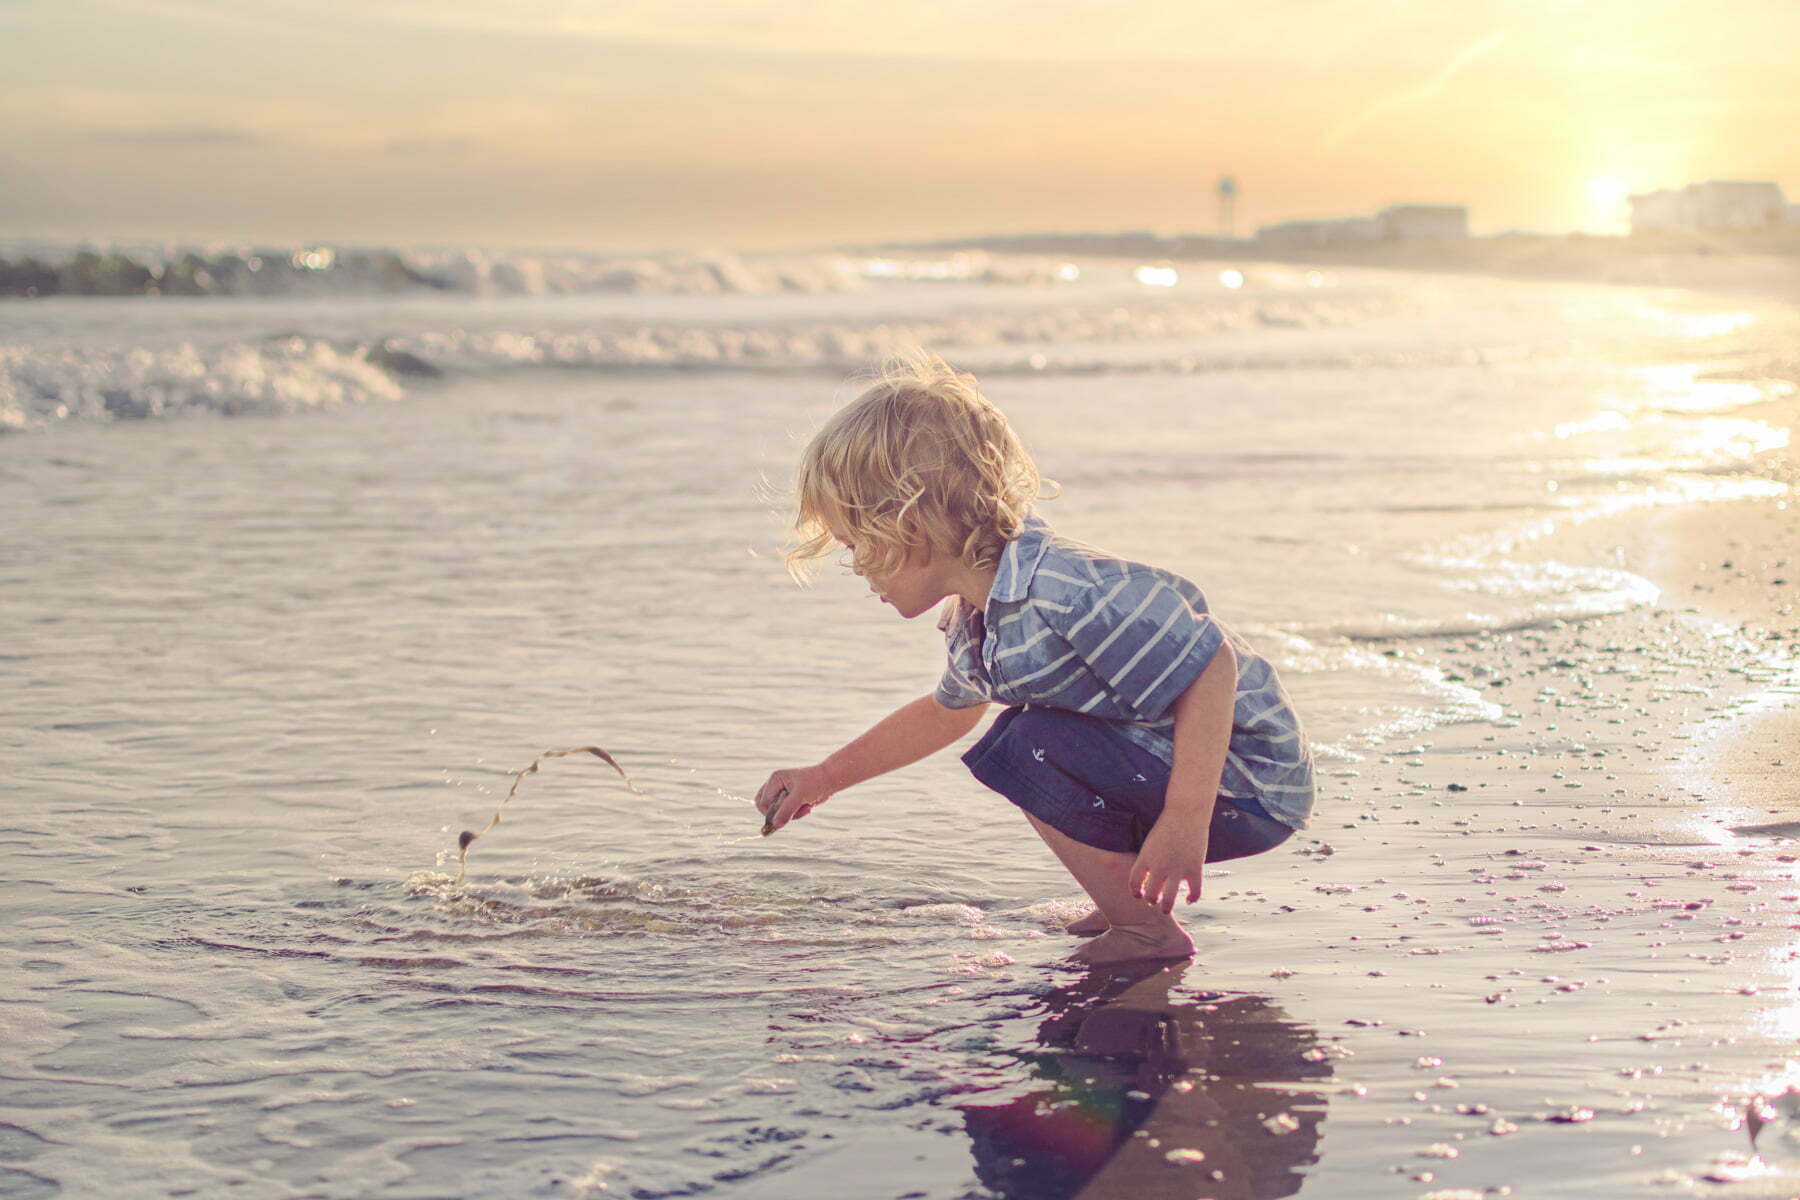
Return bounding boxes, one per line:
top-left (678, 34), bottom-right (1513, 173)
top-left (3, 0), bottom-right (1796, 251)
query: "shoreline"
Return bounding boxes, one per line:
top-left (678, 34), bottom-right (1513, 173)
top-left (1652, 436), bottom-right (1799, 840)
top-left (1241, 239), bottom-right (1800, 311)
top-left (1603, 364), bottom-right (1799, 824)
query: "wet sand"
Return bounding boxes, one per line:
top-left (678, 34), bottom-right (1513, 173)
top-left (1650, 495), bottom-right (1799, 826)
top-left (1125, 362), bottom-right (1794, 1197)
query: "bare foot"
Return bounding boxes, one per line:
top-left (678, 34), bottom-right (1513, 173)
top-left (1071, 919), bottom-right (1195, 965)
top-left (1064, 908), bottom-right (1109, 935)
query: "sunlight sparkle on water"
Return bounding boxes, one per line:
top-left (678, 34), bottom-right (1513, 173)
top-left (1552, 411), bottom-right (1630, 439)
top-left (1219, 268), bottom-right (1244, 289)
top-left (1666, 417), bottom-right (1790, 464)
top-left (856, 254), bottom-right (986, 281)
top-left (1636, 306), bottom-right (1759, 339)
top-left (1134, 264), bottom-right (1179, 287)
top-left (1612, 364), bottom-right (1790, 416)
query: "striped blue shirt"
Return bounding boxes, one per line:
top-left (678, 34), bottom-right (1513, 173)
top-left (936, 513), bottom-right (1314, 829)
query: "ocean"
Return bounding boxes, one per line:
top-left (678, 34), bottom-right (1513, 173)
top-left (3, 250), bottom-right (1796, 1197)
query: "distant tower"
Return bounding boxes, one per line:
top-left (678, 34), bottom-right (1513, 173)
top-left (1218, 175), bottom-right (1238, 239)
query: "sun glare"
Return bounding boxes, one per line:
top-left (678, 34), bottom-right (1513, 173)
top-left (1583, 176), bottom-right (1632, 235)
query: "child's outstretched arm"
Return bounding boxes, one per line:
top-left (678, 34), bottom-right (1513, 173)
top-left (1132, 639), bottom-right (1238, 911)
top-left (755, 694), bottom-right (989, 833)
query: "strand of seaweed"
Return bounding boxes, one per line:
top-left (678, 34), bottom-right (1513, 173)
top-left (453, 746), bottom-right (643, 886)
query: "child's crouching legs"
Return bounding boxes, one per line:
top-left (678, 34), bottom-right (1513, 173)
top-left (1058, 802), bottom-right (1295, 935)
top-left (1022, 814), bottom-right (1195, 964)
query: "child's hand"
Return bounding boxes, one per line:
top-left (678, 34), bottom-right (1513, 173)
top-left (754, 765), bottom-right (837, 834)
top-left (1130, 813), bottom-right (1210, 911)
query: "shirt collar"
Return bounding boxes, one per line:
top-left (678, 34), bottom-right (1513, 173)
top-left (987, 510), bottom-right (1052, 605)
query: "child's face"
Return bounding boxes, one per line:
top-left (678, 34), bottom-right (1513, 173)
top-left (841, 539), bottom-right (951, 620)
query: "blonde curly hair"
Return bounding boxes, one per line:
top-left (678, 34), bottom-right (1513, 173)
top-left (787, 350), bottom-right (1049, 583)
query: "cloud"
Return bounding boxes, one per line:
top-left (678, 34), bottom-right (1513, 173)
top-left (83, 126), bottom-right (265, 145)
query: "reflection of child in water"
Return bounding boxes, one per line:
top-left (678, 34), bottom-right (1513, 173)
top-left (962, 963), bottom-right (1330, 1199)
top-left (755, 352), bottom-right (1315, 964)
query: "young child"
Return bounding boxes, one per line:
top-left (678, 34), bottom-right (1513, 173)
top-left (755, 352), bottom-right (1314, 964)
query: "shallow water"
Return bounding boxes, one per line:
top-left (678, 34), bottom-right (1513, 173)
top-left (3, 267), bottom-right (1797, 1196)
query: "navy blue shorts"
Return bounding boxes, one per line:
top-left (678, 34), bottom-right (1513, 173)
top-left (961, 705), bottom-right (1296, 858)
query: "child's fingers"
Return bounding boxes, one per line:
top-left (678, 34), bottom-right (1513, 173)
top-left (1140, 870), bottom-right (1167, 909)
top-left (772, 790), bottom-right (812, 830)
top-left (762, 780), bottom-right (797, 818)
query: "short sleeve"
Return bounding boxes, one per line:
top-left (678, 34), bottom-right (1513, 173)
top-left (1052, 570), bottom-right (1228, 722)
top-left (934, 600), bottom-right (991, 710)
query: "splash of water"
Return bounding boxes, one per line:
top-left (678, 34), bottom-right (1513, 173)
top-left (452, 746), bottom-right (642, 886)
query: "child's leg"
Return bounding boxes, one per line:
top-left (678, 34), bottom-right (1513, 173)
top-left (1023, 814), bottom-right (1194, 963)
top-left (1064, 800), bottom-right (1296, 934)
top-left (960, 705), bottom-right (1239, 959)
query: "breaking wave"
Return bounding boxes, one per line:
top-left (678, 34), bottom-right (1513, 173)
top-left (1, 288), bottom-right (1396, 432)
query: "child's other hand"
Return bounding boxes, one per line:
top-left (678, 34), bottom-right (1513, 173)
top-left (1130, 815), bottom-right (1209, 911)
top-left (754, 765), bottom-right (837, 833)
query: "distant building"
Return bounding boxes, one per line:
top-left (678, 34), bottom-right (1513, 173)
top-left (1629, 181), bottom-right (1788, 233)
top-left (1377, 204), bottom-right (1469, 240)
top-left (1254, 216), bottom-right (1382, 249)
top-left (1255, 204), bottom-right (1468, 248)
